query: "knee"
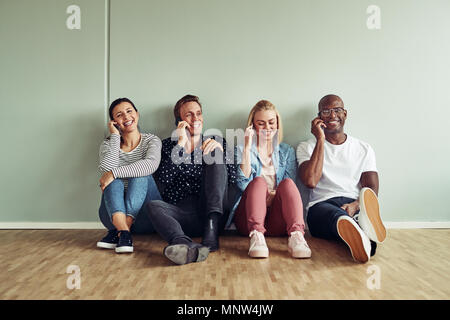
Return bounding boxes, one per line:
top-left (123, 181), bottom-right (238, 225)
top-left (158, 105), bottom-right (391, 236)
top-left (278, 178), bottom-right (296, 189)
top-left (104, 178), bottom-right (124, 192)
top-left (147, 200), bottom-right (167, 217)
top-left (250, 176), bottom-right (267, 188)
top-left (209, 148), bottom-right (224, 160)
top-left (244, 177), bottom-right (268, 195)
top-left (127, 176), bottom-right (148, 188)
top-left (204, 157), bottom-right (226, 171)
top-left (129, 176), bottom-right (147, 183)
top-left (277, 178), bottom-right (300, 196)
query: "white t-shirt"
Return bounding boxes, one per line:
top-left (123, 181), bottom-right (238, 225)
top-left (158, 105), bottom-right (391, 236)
top-left (296, 135), bottom-right (377, 210)
top-left (259, 152), bottom-right (277, 192)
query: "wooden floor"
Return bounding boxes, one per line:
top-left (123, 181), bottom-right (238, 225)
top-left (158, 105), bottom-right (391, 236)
top-left (0, 229), bottom-right (449, 300)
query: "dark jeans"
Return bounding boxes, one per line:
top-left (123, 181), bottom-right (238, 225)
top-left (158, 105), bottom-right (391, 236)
top-left (147, 161), bottom-right (229, 245)
top-left (99, 175), bottom-right (162, 234)
top-left (307, 196), bottom-right (356, 240)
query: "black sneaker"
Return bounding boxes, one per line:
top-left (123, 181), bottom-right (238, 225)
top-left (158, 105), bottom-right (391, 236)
top-left (115, 230), bottom-right (134, 253)
top-left (97, 230), bottom-right (119, 249)
top-left (370, 240), bottom-right (377, 257)
top-left (163, 242), bottom-right (209, 265)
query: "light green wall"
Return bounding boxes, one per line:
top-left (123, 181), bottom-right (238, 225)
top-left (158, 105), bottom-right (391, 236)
top-left (0, 0), bottom-right (105, 222)
top-left (1, 0), bottom-right (449, 223)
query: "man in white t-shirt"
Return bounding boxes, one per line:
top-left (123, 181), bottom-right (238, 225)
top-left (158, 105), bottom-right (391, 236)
top-left (297, 94), bottom-right (386, 263)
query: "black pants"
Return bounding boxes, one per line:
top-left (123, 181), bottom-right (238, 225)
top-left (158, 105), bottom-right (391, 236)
top-left (307, 196), bottom-right (356, 241)
top-left (147, 162), bottom-right (229, 245)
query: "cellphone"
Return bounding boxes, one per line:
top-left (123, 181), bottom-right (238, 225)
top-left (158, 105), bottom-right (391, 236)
top-left (175, 118), bottom-right (190, 130)
top-left (114, 123), bottom-right (121, 134)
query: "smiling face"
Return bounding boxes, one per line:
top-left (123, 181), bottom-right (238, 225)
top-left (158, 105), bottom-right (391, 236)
top-left (253, 109), bottom-right (278, 142)
top-left (180, 101), bottom-right (203, 136)
top-left (111, 102), bottom-right (139, 133)
top-left (319, 98), bottom-right (347, 134)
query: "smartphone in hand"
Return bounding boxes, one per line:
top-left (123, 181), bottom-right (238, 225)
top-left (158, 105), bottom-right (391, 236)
top-left (114, 123), bottom-right (121, 134)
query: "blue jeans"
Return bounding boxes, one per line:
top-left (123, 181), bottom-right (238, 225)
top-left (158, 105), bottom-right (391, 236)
top-left (99, 175), bottom-right (162, 234)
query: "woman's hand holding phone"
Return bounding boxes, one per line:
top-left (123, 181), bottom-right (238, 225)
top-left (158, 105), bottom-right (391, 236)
top-left (108, 120), bottom-right (120, 135)
top-left (244, 124), bottom-right (255, 151)
top-left (240, 125), bottom-right (254, 178)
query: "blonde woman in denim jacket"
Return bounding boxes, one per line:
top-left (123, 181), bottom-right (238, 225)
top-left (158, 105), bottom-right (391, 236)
top-left (229, 100), bottom-right (311, 259)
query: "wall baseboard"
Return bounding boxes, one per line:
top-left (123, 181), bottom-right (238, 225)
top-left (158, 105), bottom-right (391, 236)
top-left (384, 221), bottom-right (450, 229)
top-left (0, 222), bottom-right (105, 229)
top-left (0, 221), bottom-right (449, 230)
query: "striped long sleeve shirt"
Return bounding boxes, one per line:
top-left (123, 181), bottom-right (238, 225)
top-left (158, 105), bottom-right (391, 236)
top-left (99, 133), bottom-right (162, 187)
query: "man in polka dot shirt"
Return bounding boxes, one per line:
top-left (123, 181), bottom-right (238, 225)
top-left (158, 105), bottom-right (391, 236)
top-left (148, 94), bottom-right (236, 265)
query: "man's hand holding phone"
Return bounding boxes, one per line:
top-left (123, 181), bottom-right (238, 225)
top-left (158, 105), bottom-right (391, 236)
top-left (311, 117), bottom-right (326, 142)
top-left (177, 120), bottom-right (191, 147)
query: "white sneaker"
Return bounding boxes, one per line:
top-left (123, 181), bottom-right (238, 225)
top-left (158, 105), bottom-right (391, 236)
top-left (337, 216), bottom-right (371, 263)
top-left (288, 231), bottom-right (312, 258)
top-left (248, 230), bottom-right (269, 258)
top-left (358, 187), bottom-right (387, 243)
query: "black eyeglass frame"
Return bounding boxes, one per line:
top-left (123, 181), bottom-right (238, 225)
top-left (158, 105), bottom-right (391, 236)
top-left (318, 107), bottom-right (346, 117)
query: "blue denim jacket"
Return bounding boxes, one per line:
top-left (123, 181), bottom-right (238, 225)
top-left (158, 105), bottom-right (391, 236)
top-left (226, 141), bottom-right (297, 228)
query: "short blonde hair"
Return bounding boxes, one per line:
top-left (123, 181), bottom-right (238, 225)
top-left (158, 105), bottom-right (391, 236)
top-left (246, 100), bottom-right (283, 144)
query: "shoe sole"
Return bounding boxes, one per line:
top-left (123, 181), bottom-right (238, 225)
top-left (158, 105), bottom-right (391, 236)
top-left (337, 219), bottom-right (369, 263)
top-left (360, 188), bottom-right (386, 243)
top-left (248, 249), bottom-right (269, 258)
top-left (288, 247), bottom-right (311, 259)
top-left (97, 242), bottom-right (117, 249)
top-left (164, 244), bottom-right (209, 265)
top-left (115, 246), bottom-right (133, 253)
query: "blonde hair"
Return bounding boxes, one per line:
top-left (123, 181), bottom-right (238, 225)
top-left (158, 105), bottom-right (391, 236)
top-left (246, 100), bottom-right (283, 144)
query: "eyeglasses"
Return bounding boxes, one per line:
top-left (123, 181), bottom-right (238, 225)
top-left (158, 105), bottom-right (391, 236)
top-left (318, 107), bottom-right (345, 117)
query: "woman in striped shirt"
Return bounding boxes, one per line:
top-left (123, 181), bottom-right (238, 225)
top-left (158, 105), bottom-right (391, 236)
top-left (96, 98), bottom-right (162, 253)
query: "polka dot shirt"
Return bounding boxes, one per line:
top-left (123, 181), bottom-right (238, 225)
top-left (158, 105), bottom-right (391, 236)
top-left (154, 136), bottom-right (237, 204)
